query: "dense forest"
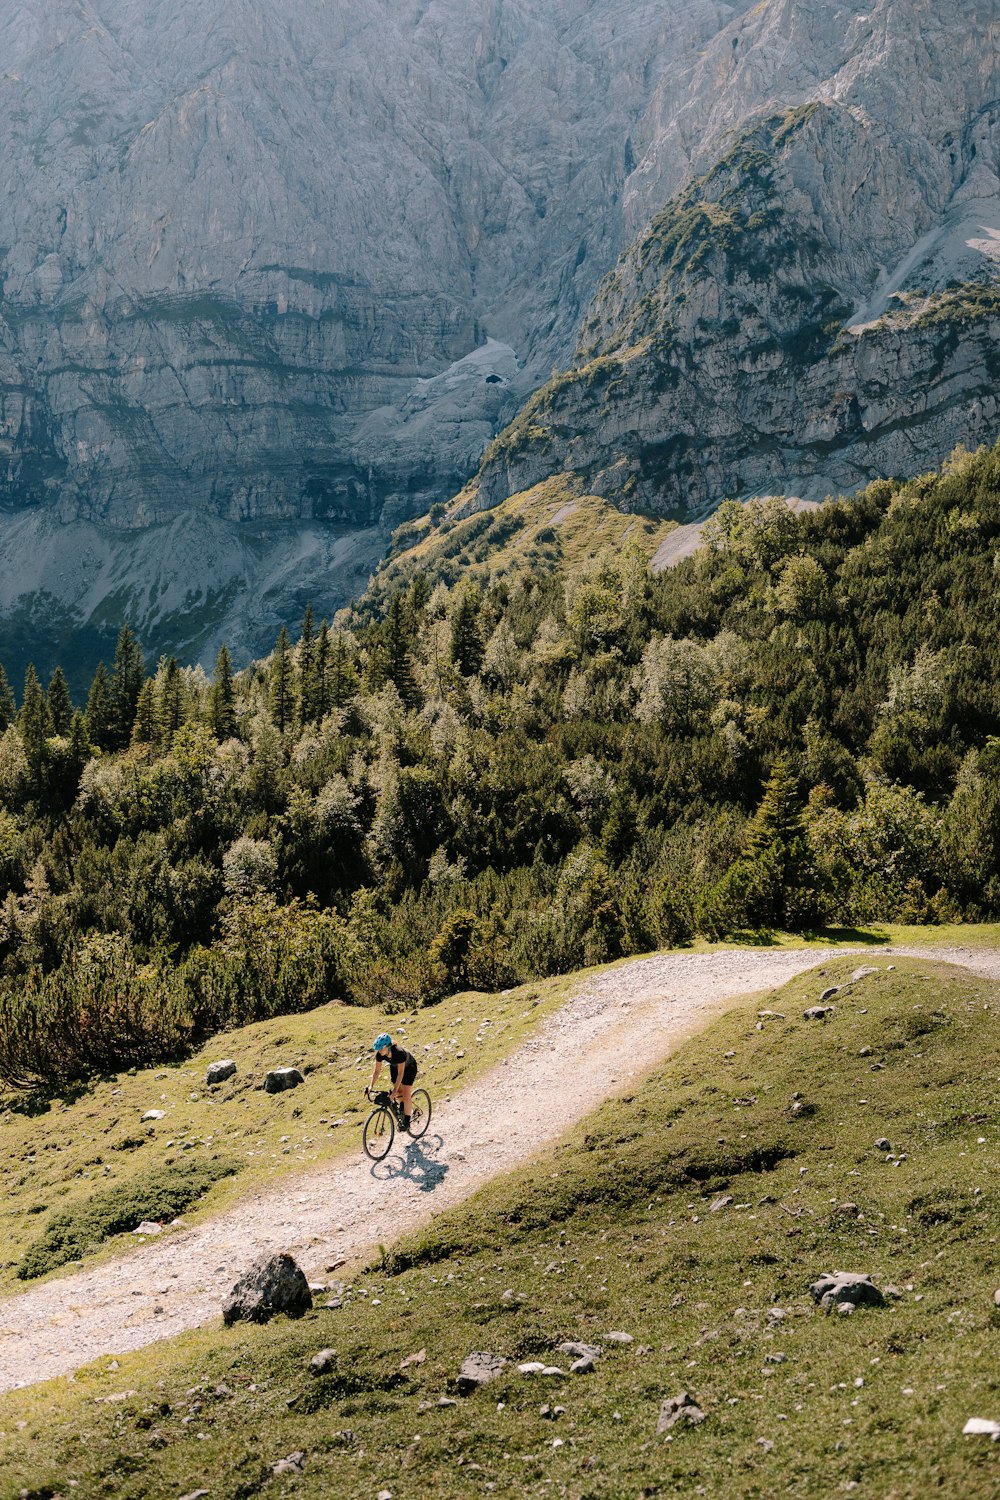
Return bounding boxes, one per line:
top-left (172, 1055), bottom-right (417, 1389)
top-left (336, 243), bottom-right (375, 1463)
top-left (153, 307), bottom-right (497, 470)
top-left (4, 441), bottom-right (1000, 1089)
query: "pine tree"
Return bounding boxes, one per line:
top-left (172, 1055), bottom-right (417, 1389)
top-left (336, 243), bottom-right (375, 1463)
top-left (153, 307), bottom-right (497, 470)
top-left (131, 680), bottom-right (157, 745)
top-left (19, 665), bottom-right (50, 792)
top-left (85, 661), bottom-right (114, 750)
top-left (451, 588), bottom-right (484, 677)
top-left (329, 631), bottom-right (358, 710)
top-left (0, 662), bottom-right (16, 731)
top-left (384, 592), bottom-right (420, 708)
top-left (109, 624), bottom-right (146, 750)
top-left (156, 656), bottom-right (184, 747)
top-left (270, 626), bottom-right (295, 732)
top-left (741, 755), bottom-right (824, 928)
top-left (46, 666), bottom-right (73, 735)
top-left (209, 643), bottom-right (237, 740)
top-left (298, 603), bottom-right (317, 726)
top-left (313, 621), bottom-right (331, 721)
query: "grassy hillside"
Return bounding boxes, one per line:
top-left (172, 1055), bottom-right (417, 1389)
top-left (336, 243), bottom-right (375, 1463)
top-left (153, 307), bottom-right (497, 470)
top-left (2, 957), bottom-right (998, 1498)
top-left (0, 974), bottom-right (569, 1293)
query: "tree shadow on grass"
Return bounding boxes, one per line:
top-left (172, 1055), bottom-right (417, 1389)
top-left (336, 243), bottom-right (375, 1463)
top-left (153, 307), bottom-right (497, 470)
top-left (369, 1134), bottom-right (450, 1193)
top-left (802, 926), bottom-right (890, 945)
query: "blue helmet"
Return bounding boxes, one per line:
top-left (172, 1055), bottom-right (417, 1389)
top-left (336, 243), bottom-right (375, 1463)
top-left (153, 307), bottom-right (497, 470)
top-left (373, 1033), bottom-right (392, 1052)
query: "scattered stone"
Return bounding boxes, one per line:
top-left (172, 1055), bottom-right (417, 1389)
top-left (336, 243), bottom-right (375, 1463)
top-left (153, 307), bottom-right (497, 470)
top-left (833, 1202), bottom-right (860, 1218)
top-left (875, 1138), bottom-right (891, 1152)
top-left (962, 1418), bottom-right (1000, 1438)
top-left (133, 1221), bottom-right (162, 1236)
top-left (309, 1348), bottom-right (337, 1376)
top-left (819, 986), bottom-right (840, 1001)
top-left (757, 1437), bottom-right (775, 1451)
top-left (883, 1284), bottom-right (904, 1300)
top-left (710, 1194), bottom-right (733, 1212)
top-left (789, 1100), bottom-right (815, 1117)
top-left (994, 1288), bottom-right (1000, 1308)
top-left (272, 1451), bottom-right (306, 1477)
top-left (757, 1010), bottom-right (786, 1020)
top-left (437, 1397), bottom-right (458, 1407)
top-left (264, 1067), bottom-right (305, 1094)
top-left (804, 1005), bottom-right (835, 1021)
top-left (207, 1059), bottom-right (237, 1086)
top-left (570, 1356), bottom-right (595, 1374)
top-left (141, 1109), bottom-right (166, 1121)
top-left (606, 1330), bottom-right (635, 1345)
top-left (223, 1253), bottom-right (313, 1325)
top-left (517, 1362), bottom-right (564, 1376)
top-left (457, 1352), bottom-right (507, 1394)
top-left (179, 1492), bottom-right (210, 1500)
top-left (657, 1392), bottom-right (707, 1434)
top-left (852, 967), bottom-right (878, 982)
top-left (809, 1271), bottom-right (886, 1311)
top-left (558, 1341), bottom-right (602, 1361)
top-left (400, 1348), bottom-right (427, 1370)
top-left (837, 1302), bottom-right (856, 1317)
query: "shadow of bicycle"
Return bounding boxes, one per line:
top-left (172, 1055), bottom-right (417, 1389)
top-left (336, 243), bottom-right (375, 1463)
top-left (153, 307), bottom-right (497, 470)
top-left (369, 1133), bottom-right (449, 1192)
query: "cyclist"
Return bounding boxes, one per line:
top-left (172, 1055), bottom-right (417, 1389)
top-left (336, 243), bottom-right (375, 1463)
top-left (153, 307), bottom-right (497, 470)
top-left (368, 1032), bottom-right (418, 1132)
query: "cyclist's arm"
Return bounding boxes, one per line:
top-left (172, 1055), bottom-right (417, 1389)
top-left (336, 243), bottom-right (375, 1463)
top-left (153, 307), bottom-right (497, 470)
top-left (389, 1061), bottom-right (402, 1099)
top-left (369, 1058), bottom-right (383, 1091)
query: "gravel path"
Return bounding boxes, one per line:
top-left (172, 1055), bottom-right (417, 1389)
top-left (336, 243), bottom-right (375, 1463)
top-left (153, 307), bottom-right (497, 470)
top-left (1, 943), bottom-right (997, 1393)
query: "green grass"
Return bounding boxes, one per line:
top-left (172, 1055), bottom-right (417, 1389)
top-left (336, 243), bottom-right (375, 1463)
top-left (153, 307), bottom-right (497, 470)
top-left (0, 973), bottom-right (575, 1292)
top-left (2, 956), bottom-right (998, 1497)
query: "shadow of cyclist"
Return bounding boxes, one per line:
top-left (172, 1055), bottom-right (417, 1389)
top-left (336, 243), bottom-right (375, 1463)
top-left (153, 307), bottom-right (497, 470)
top-left (369, 1134), bottom-right (449, 1192)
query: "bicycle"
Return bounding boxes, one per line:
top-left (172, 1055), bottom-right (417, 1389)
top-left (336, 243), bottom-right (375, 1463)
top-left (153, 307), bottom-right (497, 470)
top-left (362, 1086), bottom-right (432, 1161)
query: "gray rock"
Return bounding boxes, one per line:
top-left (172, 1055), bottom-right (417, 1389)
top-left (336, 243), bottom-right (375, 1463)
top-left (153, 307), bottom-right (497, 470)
top-left (875, 1138), bottom-right (892, 1152)
top-left (803, 1005), bottom-right (835, 1021)
top-left (819, 987), bottom-right (840, 1002)
top-left (570, 1357), bottom-right (595, 1374)
top-left (809, 1271), bottom-right (886, 1312)
top-left (994, 1288), bottom-right (1000, 1308)
top-left (456, 1352), bottom-right (507, 1394)
top-left (207, 1059), bottom-right (237, 1086)
top-left (657, 1392), bottom-right (707, 1434)
top-left (962, 1418), bottom-right (1000, 1438)
top-left (605, 1331), bottom-right (635, 1345)
top-left (141, 1109), bottom-right (166, 1121)
top-left (222, 1253), bottom-right (313, 1325)
top-left (309, 1348), bottom-right (338, 1376)
top-left (710, 1194), bottom-right (734, 1212)
top-left (558, 1342), bottom-right (602, 1361)
top-left (132, 1221), bottom-right (163, 1236)
top-left (264, 1067), bottom-right (305, 1094)
top-left (851, 967), bottom-right (879, 982)
top-left (516, 1362), bottom-right (565, 1377)
top-left (272, 1452), bottom-right (306, 1477)
top-left (833, 1202), bottom-right (860, 1218)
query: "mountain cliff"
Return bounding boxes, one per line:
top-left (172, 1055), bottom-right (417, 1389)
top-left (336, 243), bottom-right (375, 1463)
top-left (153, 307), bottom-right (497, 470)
top-left (473, 0), bottom-right (1000, 514)
top-left (2, 0), bottom-right (1000, 671)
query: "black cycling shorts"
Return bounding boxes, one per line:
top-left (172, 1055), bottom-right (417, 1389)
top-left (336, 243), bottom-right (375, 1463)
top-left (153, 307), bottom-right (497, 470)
top-left (397, 1057), bottom-right (418, 1087)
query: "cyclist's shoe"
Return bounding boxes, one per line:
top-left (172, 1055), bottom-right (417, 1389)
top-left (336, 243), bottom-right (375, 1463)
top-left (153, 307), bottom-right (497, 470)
top-left (401, 1115), bottom-right (411, 1133)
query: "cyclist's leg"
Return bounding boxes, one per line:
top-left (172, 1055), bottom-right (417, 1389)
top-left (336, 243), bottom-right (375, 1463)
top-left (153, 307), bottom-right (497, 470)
top-left (398, 1060), bottom-right (417, 1129)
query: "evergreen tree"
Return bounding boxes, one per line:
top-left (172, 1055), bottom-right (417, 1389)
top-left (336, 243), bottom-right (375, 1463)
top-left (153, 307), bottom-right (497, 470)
top-left (270, 626), bottom-right (295, 732)
top-left (109, 624), bottom-right (146, 749)
top-left (19, 665), bottom-right (50, 793)
top-left (0, 662), bottom-right (16, 731)
top-left (451, 587), bottom-right (484, 677)
top-left (209, 643), bottom-right (237, 740)
top-left (131, 680), bottom-right (157, 745)
top-left (298, 603), bottom-right (317, 726)
top-left (384, 592), bottom-right (420, 708)
top-left (46, 666), bottom-right (73, 736)
top-left (156, 656), bottom-right (184, 747)
top-left (85, 661), bottom-right (114, 750)
top-left (329, 631), bottom-right (358, 710)
top-left (313, 621), bottom-right (331, 721)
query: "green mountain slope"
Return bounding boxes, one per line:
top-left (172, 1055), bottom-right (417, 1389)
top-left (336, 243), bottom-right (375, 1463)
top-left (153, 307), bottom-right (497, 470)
top-left (2, 957), bottom-right (998, 1498)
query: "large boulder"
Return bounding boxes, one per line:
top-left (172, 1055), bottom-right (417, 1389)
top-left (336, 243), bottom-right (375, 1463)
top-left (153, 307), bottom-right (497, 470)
top-left (809, 1271), bottom-right (886, 1312)
top-left (264, 1067), bottom-right (305, 1094)
top-left (207, 1059), bottom-right (237, 1086)
top-left (223, 1253), bottom-right (313, 1326)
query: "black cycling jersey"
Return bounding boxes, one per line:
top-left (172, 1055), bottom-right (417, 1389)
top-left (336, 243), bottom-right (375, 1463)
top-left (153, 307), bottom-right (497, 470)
top-left (385, 1043), bottom-right (417, 1086)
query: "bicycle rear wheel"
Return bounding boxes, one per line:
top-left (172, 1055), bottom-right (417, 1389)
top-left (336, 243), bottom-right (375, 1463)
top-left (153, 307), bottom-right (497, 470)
top-left (363, 1105), bottom-right (395, 1161)
top-left (408, 1088), bottom-right (432, 1140)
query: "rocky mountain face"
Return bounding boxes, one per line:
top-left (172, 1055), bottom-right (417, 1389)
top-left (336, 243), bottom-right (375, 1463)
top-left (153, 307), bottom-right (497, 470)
top-left (0, 0), bottom-right (763, 667)
top-left (474, 0), bottom-right (1000, 515)
top-left (2, 0), bottom-right (999, 672)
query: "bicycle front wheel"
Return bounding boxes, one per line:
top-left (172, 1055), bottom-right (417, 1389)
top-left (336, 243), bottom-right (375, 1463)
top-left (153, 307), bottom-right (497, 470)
top-left (363, 1105), bottom-right (395, 1161)
top-left (408, 1089), bottom-right (432, 1140)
